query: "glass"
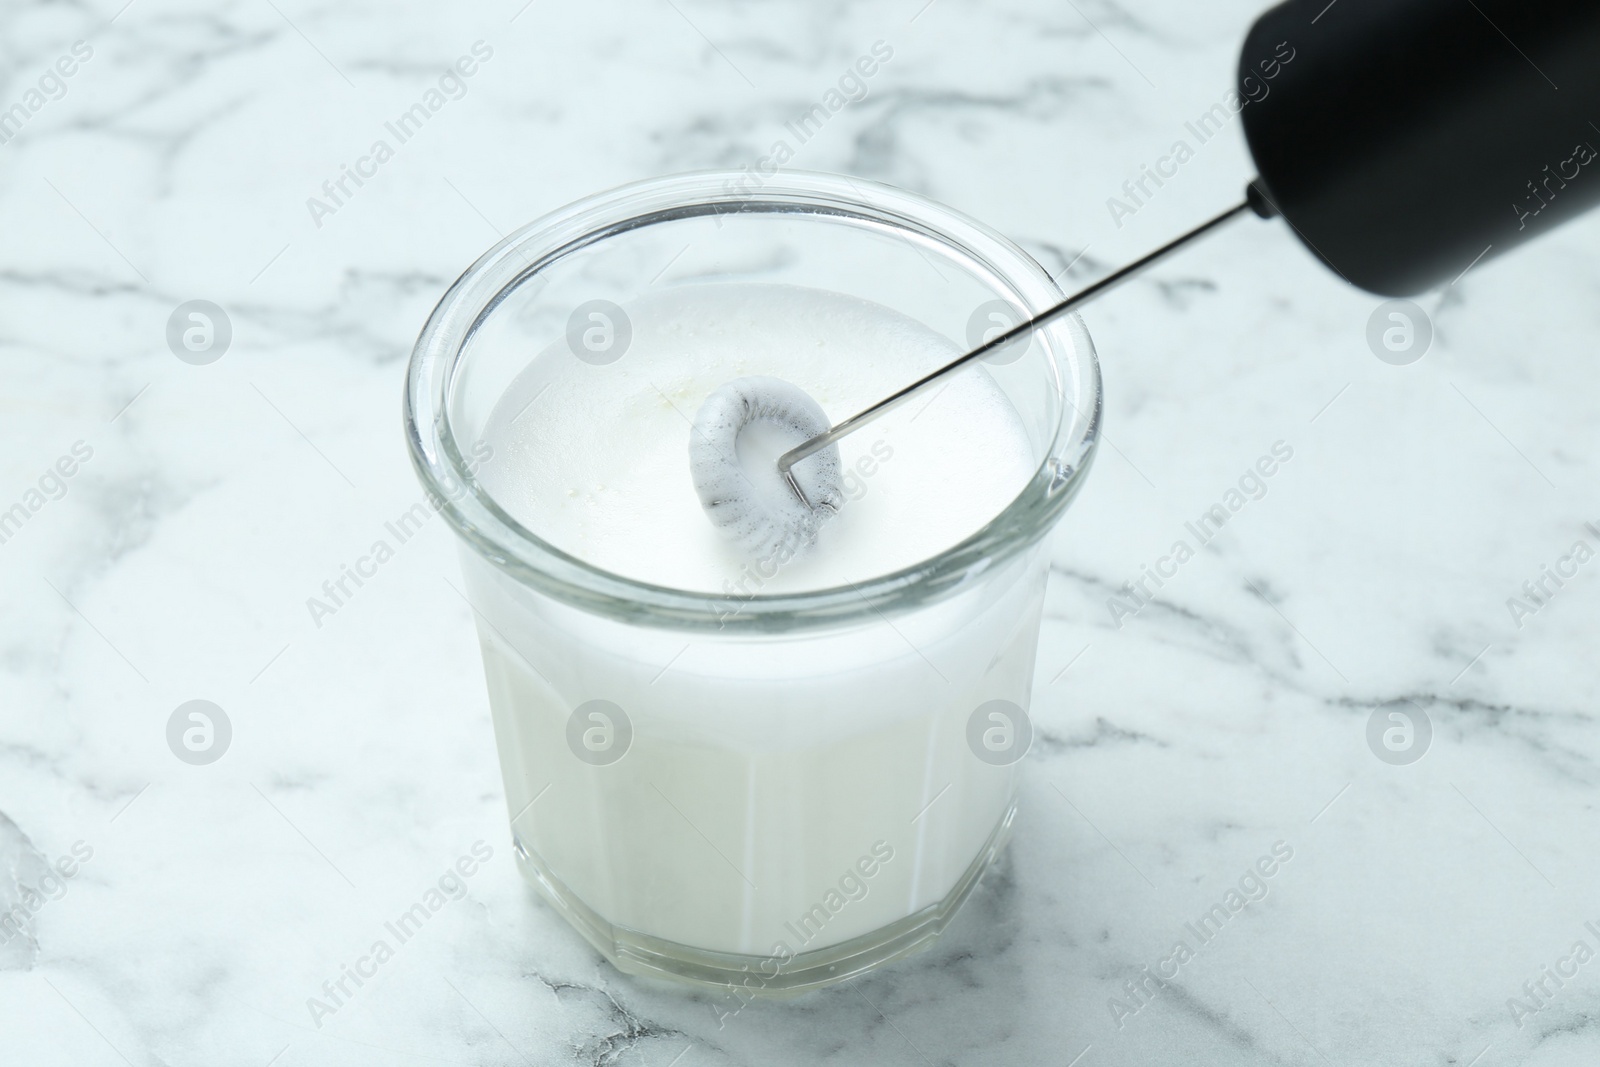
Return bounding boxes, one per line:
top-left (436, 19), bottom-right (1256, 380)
top-left (404, 171), bottom-right (1101, 993)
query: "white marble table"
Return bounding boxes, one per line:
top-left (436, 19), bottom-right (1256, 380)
top-left (3, 0), bottom-right (1598, 1063)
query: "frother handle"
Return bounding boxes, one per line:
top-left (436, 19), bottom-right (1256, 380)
top-left (1238, 0), bottom-right (1600, 296)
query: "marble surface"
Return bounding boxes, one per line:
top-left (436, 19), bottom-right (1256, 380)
top-left (3, 0), bottom-right (1600, 1064)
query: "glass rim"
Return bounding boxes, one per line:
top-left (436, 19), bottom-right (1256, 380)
top-left (404, 169), bottom-right (1102, 631)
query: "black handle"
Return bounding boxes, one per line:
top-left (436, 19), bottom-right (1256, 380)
top-left (1239, 0), bottom-right (1600, 295)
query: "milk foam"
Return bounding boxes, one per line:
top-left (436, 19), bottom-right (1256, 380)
top-left (478, 283), bottom-right (1037, 593)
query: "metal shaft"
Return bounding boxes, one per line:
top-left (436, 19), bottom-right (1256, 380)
top-left (776, 198), bottom-right (1255, 492)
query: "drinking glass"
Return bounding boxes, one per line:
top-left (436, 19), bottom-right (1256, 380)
top-left (404, 171), bottom-right (1101, 993)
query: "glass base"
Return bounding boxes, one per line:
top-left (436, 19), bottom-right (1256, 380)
top-left (512, 802), bottom-right (1017, 995)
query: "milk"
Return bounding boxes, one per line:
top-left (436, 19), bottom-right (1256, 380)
top-left (477, 283), bottom-right (1036, 594)
top-left (466, 283), bottom-right (1046, 968)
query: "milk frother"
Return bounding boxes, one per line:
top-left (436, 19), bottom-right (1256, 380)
top-left (777, 0), bottom-right (1600, 494)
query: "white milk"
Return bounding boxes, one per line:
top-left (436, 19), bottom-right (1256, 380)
top-left (478, 284), bottom-right (1036, 595)
top-left (467, 283), bottom-right (1046, 964)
